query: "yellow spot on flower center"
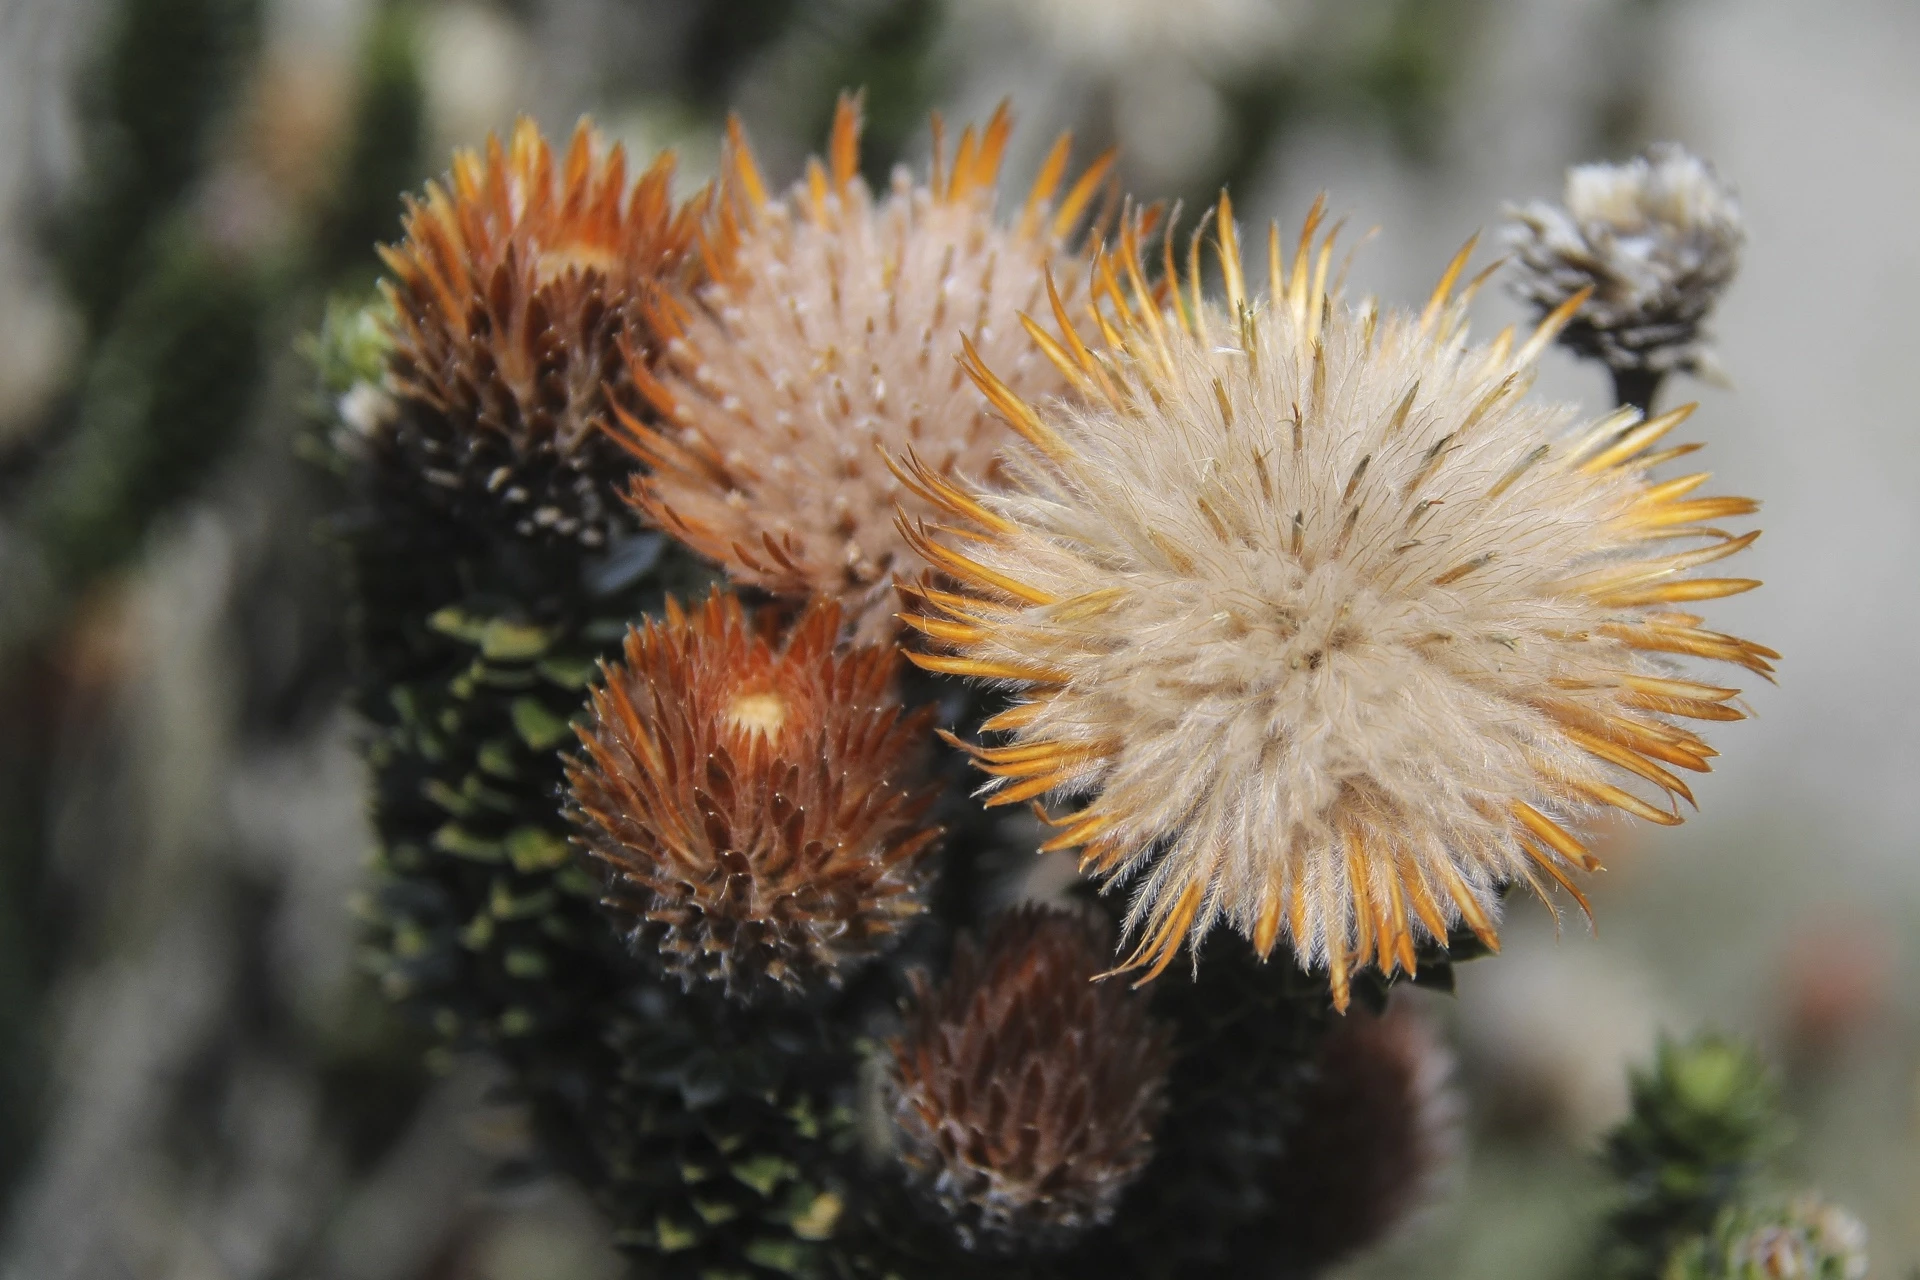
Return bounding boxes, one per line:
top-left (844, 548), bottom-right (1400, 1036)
top-left (534, 243), bottom-right (621, 284)
top-left (727, 691), bottom-right (788, 739)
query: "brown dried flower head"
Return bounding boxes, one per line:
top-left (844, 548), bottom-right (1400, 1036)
top-left (566, 590), bottom-right (942, 999)
top-left (1261, 1004), bottom-right (1459, 1271)
top-left (378, 118), bottom-right (704, 543)
top-left (611, 95), bottom-right (1112, 636)
top-left (887, 905), bottom-right (1174, 1253)
top-left (905, 197), bottom-right (1774, 1009)
top-left (1505, 143), bottom-right (1744, 383)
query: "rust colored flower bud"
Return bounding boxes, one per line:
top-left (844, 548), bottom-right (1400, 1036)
top-left (566, 591), bottom-right (942, 998)
top-left (377, 118), bottom-right (704, 543)
top-left (887, 906), bottom-right (1174, 1253)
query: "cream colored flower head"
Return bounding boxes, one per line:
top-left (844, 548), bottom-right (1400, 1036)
top-left (903, 199), bottom-right (1773, 1010)
top-left (1506, 143), bottom-right (1744, 380)
top-left (612, 95), bottom-right (1112, 640)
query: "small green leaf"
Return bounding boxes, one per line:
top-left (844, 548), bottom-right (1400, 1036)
top-left (427, 607), bottom-right (487, 645)
top-left (431, 823), bottom-right (502, 862)
top-left (477, 739), bottom-right (519, 779)
top-left (506, 826), bottom-right (573, 873)
top-left (555, 864), bottom-right (601, 898)
top-left (460, 774), bottom-right (519, 813)
top-left (471, 661), bottom-right (539, 690)
top-left (421, 779), bottom-right (472, 817)
top-left (386, 841), bottom-right (425, 873)
top-left (489, 878), bottom-right (557, 921)
top-left (511, 697), bottom-right (572, 751)
top-left (785, 1097), bottom-right (821, 1140)
top-left (743, 1238), bottom-right (806, 1273)
top-left (730, 1154), bottom-right (794, 1198)
top-left (787, 1190), bottom-right (843, 1241)
top-left (459, 913), bottom-right (494, 950)
top-left (655, 1216), bottom-right (700, 1253)
top-left (479, 618), bottom-right (550, 661)
top-left (537, 655), bottom-right (598, 688)
top-left (503, 947), bottom-right (548, 979)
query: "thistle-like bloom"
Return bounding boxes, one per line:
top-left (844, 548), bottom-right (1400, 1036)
top-left (611, 95), bottom-right (1112, 638)
top-left (1676, 1197), bottom-right (1870, 1280)
top-left (1262, 1005), bottom-right (1458, 1270)
top-left (887, 906), bottom-right (1173, 1253)
top-left (378, 118), bottom-right (704, 542)
top-left (904, 199), bottom-right (1774, 1008)
top-left (1505, 144), bottom-right (1744, 386)
top-left (566, 591), bottom-right (942, 999)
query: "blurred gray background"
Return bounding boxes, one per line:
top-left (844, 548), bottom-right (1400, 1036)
top-left (0, 0), bottom-right (1915, 1276)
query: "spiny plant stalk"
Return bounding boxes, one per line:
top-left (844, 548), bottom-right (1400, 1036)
top-left (1596, 1034), bottom-right (1784, 1280)
top-left (319, 120), bottom-right (878, 1273)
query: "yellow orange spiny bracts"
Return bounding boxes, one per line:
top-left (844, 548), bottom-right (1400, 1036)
top-left (903, 194), bottom-right (1771, 1010)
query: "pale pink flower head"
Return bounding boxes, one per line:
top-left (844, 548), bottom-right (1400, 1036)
top-left (613, 96), bottom-right (1112, 639)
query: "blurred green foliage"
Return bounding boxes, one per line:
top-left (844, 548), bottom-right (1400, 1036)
top-left (52, 0), bottom-right (262, 336)
top-left (1597, 1035), bottom-right (1788, 1280)
top-left (315, 6), bottom-right (430, 284)
top-left (2, 0), bottom-right (428, 1218)
top-left (28, 237), bottom-right (266, 582)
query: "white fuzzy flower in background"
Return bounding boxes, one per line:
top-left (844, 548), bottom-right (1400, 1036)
top-left (903, 199), bottom-right (1773, 1009)
top-left (1506, 143), bottom-right (1745, 385)
top-left (963, 0), bottom-right (1306, 190)
top-left (977, 0), bottom-right (1304, 75)
top-left (614, 96), bottom-right (1111, 639)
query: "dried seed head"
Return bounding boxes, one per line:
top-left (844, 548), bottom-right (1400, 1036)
top-left (907, 195), bottom-right (1772, 1009)
top-left (377, 118), bottom-right (704, 544)
top-left (566, 591), bottom-right (942, 999)
top-left (613, 94), bottom-right (1112, 638)
top-left (887, 906), bottom-right (1173, 1253)
top-left (1505, 144), bottom-right (1744, 381)
top-left (1260, 1004), bottom-right (1458, 1271)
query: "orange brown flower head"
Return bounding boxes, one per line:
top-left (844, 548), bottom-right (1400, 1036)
top-left (886, 905), bottom-right (1173, 1253)
top-left (903, 196), bottom-right (1774, 1010)
top-left (610, 94), bottom-right (1114, 638)
top-left (565, 590), bottom-right (942, 999)
top-left (377, 118), bottom-right (704, 544)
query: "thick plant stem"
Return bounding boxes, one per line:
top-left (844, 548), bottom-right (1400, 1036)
top-left (1611, 365), bottom-right (1666, 416)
